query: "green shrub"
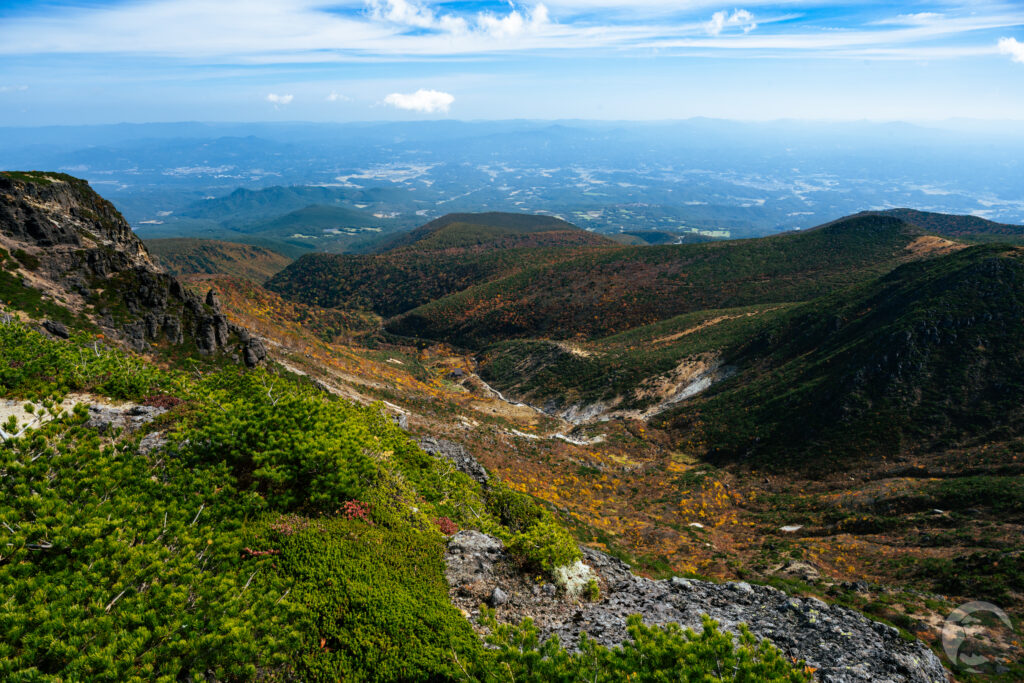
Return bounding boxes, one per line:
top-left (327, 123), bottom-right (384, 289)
top-left (507, 518), bottom-right (582, 573)
top-left (0, 407), bottom-right (298, 681)
top-left (470, 608), bottom-right (812, 682)
top-left (176, 370), bottom-right (378, 513)
top-left (486, 485), bottom-right (546, 532)
top-left (0, 319), bottom-right (169, 401)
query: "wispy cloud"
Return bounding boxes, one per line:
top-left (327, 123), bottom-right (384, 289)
top-left (999, 37), bottom-right (1024, 63)
top-left (873, 13), bottom-right (944, 27)
top-left (0, 85), bottom-right (29, 93)
top-left (384, 88), bottom-right (454, 113)
top-left (0, 1), bottom-right (1019, 63)
top-left (705, 9), bottom-right (756, 36)
top-left (266, 93), bottom-right (294, 105)
top-left (326, 91), bottom-right (351, 102)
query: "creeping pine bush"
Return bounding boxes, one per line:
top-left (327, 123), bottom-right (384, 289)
top-left (506, 517), bottom-right (582, 574)
top-left (486, 484), bottom-right (582, 575)
top-left (486, 485), bottom-right (546, 532)
top-left (0, 318), bottom-right (172, 401)
top-left (177, 369), bottom-right (378, 513)
top-left (0, 400), bottom-right (299, 681)
top-left (467, 608), bottom-right (812, 682)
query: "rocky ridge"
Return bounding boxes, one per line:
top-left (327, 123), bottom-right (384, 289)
top-left (445, 530), bottom-right (949, 683)
top-left (0, 172), bottom-right (266, 365)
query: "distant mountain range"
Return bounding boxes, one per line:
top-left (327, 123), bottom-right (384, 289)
top-left (7, 120), bottom-right (1024, 242)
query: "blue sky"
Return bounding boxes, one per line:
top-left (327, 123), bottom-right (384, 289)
top-left (1, 1), bottom-right (1022, 124)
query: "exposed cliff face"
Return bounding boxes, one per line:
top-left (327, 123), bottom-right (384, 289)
top-left (0, 171), bottom-right (154, 267)
top-left (0, 171), bottom-right (266, 365)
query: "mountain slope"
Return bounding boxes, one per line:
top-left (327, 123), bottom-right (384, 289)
top-left (145, 238), bottom-right (292, 283)
top-left (666, 244), bottom-right (1024, 468)
top-left (388, 214), bottom-right (951, 347)
top-left (266, 212), bottom-right (618, 316)
top-left (873, 208), bottom-right (1024, 242)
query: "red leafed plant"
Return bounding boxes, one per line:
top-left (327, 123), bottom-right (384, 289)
top-left (142, 394), bottom-right (184, 409)
top-left (340, 500), bottom-right (373, 524)
top-left (434, 517), bottom-right (458, 535)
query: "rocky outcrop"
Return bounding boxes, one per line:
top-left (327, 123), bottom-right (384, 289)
top-left (0, 172), bottom-right (154, 268)
top-left (0, 172), bottom-right (266, 366)
top-left (85, 402), bottom-right (167, 434)
top-left (417, 437), bottom-right (490, 485)
top-left (445, 531), bottom-right (948, 683)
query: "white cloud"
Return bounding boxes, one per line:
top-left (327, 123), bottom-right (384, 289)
top-left (326, 91), bottom-right (351, 102)
top-left (0, 85), bottom-right (29, 92)
top-left (371, 0), bottom-right (548, 39)
top-left (384, 88), bottom-right (453, 113)
top-left (998, 37), bottom-right (1024, 64)
top-left (266, 93), bottom-right (294, 105)
top-left (369, 0), bottom-right (461, 31)
top-left (479, 4), bottom-right (550, 39)
top-left (705, 9), bottom-right (756, 36)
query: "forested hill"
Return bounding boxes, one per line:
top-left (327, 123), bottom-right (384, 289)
top-left (387, 213), bottom-right (957, 347)
top-left (265, 212), bottom-right (618, 316)
top-left (667, 244), bottom-right (1024, 468)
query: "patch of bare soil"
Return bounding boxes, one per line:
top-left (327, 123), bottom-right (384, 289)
top-left (904, 235), bottom-right (966, 258)
top-left (651, 306), bottom-right (784, 346)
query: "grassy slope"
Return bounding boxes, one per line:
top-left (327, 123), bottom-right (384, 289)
top-left (0, 305), bottom-right (807, 682)
top-left (388, 214), bottom-right (928, 347)
top-left (665, 244), bottom-right (1024, 469)
top-left (145, 238), bottom-right (292, 283)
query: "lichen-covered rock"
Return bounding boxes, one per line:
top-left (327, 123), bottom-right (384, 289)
top-left (445, 533), bottom-right (949, 683)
